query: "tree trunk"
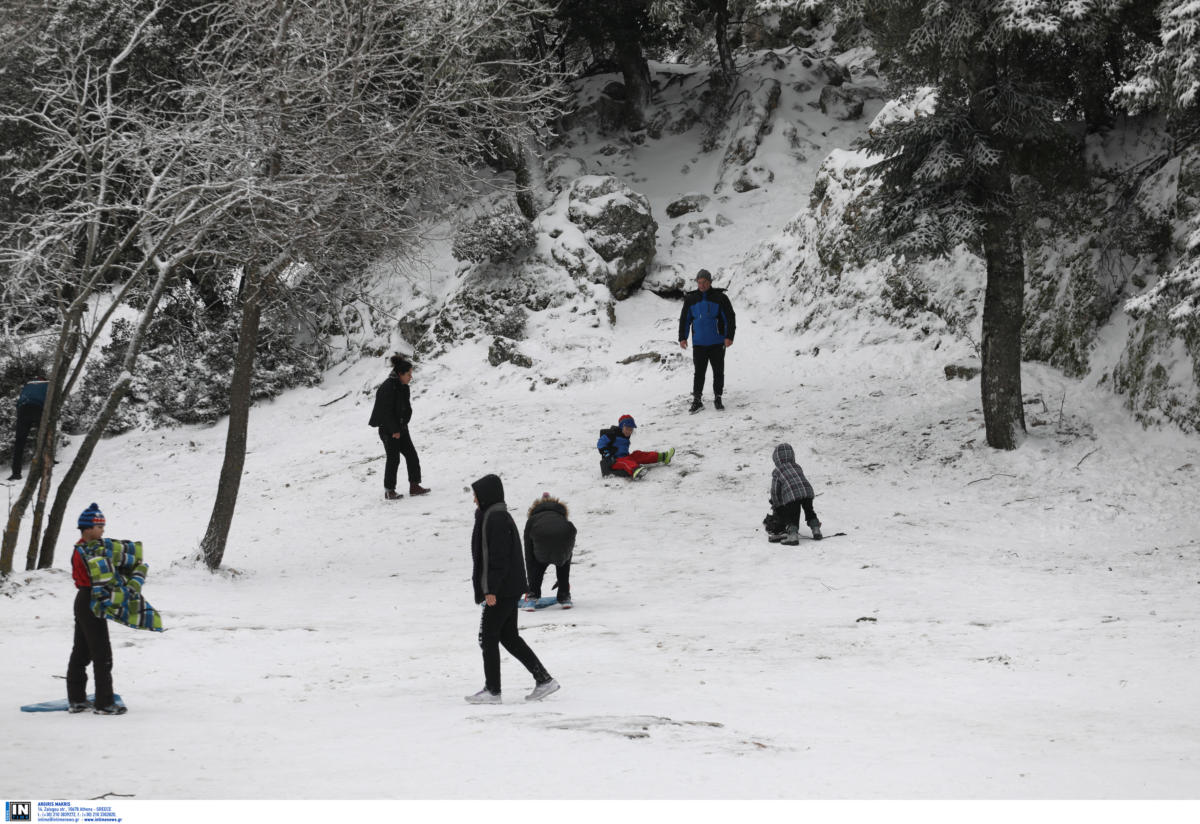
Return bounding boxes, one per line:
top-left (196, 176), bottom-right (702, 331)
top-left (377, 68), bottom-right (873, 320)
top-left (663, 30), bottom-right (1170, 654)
top-left (2, 307), bottom-right (80, 574)
top-left (25, 458), bottom-right (54, 570)
top-left (200, 267), bottom-right (266, 570)
top-left (36, 371), bottom-right (133, 568)
top-left (37, 263), bottom-right (175, 567)
top-left (613, 36), bottom-right (651, 131)
top-left (980, 213), bottom-right (1027, 450)
top-left (712, 1), bottom-right (735, 83)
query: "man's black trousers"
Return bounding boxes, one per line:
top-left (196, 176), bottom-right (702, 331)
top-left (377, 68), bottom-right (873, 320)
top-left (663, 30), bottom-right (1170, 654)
top-left (478, 597), bottom-right (549, 694)
top-left (692, 343), bottom-right (726, 399)
top-left (11, 403), bottom-right (42, 476)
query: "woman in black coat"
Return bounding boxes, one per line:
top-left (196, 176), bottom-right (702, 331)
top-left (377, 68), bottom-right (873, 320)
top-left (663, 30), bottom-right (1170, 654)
top-left (368, 354), bottom-right (429, 500)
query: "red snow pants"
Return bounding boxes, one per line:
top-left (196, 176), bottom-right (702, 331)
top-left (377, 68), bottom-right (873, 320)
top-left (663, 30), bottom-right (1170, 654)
top-left (611, 450), bottom-right (660, 477)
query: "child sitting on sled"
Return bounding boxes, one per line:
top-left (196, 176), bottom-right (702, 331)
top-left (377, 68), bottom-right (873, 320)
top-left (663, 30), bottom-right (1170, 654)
top-left (596, 414), bottom-right (674, 480)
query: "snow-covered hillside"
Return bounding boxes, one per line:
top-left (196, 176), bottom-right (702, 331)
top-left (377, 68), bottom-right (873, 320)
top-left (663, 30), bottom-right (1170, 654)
top-left (3, 50), bottom-right (1199, 804)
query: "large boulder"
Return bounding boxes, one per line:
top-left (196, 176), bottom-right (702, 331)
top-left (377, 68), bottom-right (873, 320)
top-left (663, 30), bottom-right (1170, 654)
top-left (565, 175), bottom-right (657, 298)
top-left (488, 336), bottom-right (533, 368)
top-left (666, 192), bottom-right (710, 218)
top-left (819, 84), bottom-right (886, 121)
top-left (819, 85), bottom-right (865, 120)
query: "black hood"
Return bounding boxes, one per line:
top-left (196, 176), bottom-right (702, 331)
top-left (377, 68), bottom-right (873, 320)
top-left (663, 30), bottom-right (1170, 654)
top-left (472, 474), bottom-right (505, 510)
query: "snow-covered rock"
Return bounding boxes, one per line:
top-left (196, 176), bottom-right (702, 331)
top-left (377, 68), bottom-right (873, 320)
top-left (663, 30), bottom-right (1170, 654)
top-left (563, 175), bottom-right (657, 298)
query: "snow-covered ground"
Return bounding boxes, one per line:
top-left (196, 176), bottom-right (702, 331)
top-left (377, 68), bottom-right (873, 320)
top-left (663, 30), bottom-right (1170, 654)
top-left (2, 51), bottom-right (1199, 808)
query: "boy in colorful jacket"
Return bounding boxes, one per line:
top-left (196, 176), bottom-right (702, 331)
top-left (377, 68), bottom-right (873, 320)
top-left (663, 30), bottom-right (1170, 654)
top-left (596, 414), bottom-right (674, 480)
top-left (66, 503), bottom-right (164, 714)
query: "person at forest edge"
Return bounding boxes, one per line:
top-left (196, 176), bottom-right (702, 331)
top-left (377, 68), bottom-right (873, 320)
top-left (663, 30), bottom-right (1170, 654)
top-left (678, 269), bottom-right (736, 414)
top-left (9, 377), bottom-right (48, 481)
top-left (596, 414), bottom-right (674, 480)
top-left (368, 354), bottom-right (429, 500)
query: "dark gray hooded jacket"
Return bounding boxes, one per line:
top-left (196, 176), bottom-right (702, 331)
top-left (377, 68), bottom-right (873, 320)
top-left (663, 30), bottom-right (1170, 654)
top-left (770, 443), bottom-right (814, 505)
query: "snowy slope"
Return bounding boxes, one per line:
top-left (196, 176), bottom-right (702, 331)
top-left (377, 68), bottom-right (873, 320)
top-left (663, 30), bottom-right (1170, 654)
top-left (2, 51), bottom-right (1199, 802)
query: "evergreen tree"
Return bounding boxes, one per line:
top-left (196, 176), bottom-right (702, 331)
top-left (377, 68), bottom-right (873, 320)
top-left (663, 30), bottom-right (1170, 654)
top-left (557, 0), bottom-right (668, 130)
top-left (1114, 0), bottom-right (1200, 116)
top-left (856, 0), bottom-right (1142, 450)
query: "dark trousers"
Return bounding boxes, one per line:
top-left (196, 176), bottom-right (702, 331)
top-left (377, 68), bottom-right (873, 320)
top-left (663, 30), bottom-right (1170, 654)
top-left (378, 426), bottom-right (421, 489)
top-left (478, 597), bottom-right (549, 694)
top-left (66, 589), bottom-right (113, 706)
top-left (11, 403), bottom-right (42, 476)
top-left (526, 549), bottom-right (571, 602)
top-left (692, 344), bottom-right (726, 399)
top-left (776, 498), bottom-right (820, 530)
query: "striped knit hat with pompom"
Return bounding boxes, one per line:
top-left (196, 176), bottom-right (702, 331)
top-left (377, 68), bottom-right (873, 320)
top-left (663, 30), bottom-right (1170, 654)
top-left (78, 502), bottom-right (105, 530)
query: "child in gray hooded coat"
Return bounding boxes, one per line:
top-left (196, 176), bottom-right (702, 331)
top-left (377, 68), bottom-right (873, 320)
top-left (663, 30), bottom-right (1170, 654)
top-left (767, 442), bottom-right (822, 545)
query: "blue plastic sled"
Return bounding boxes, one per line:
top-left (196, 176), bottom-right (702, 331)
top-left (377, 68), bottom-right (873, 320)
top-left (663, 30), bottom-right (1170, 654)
top-left (520, 596), bottom-right (570, 611)
top-left (20, 694), bottom-right (124, 713)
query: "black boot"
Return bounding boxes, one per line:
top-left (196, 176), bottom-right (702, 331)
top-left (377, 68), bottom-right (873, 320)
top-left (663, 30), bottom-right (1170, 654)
top-left (689, 397), bottom-right (703, 414)
top-left (714, 396), bottom-right (724, 411)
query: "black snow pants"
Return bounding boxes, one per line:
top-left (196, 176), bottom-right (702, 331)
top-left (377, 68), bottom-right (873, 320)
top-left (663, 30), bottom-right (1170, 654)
top-left (478, 597), bottom-right (549, 694)
top-left (66, 588), bottom-right (114, 707)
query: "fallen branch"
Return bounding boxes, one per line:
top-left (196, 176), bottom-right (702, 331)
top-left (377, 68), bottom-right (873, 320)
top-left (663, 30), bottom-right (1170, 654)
top-left (967, 473), bottom-right (1016, 485)
top-left (1075, 448), bottom-right (1100, 469)
top-left (319, 392), bottom-right (349, 407)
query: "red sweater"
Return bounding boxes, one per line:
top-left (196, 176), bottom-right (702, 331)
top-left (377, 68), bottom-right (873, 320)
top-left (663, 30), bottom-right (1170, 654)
top-left (71, 541), bottom-right (91, 589)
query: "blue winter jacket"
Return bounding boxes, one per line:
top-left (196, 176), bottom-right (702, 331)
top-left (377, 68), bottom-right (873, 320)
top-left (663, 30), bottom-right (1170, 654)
top-left (678, 288), bottom-right (736, 347)
top-left (596, 426), bottom-right (631, 459)
top-left (17, 380), bottom-right (48, 408)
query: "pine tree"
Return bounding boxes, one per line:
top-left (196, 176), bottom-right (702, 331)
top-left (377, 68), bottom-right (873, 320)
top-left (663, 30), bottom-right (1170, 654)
top-left (1114, 0), bottom-right (1200, 115)
top-left (857, 0), bottom-right (1142, 450)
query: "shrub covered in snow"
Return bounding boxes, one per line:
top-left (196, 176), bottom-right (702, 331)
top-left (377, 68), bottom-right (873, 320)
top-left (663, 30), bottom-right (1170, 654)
top-left (66, 279), bottom-right (324, 434)
top-left (452, 205), bottom-right (536, 265)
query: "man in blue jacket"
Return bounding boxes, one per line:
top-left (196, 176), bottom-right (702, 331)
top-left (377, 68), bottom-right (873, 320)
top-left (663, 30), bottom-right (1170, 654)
top-left (678, 269), bottom-right (736, 413)
top-left (9, 378), bottom-right (48, 481)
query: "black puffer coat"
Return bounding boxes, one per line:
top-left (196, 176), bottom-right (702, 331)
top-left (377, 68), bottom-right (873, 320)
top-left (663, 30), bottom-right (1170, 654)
top-left (523, 497), bottom-right (577, 565)
top-left (367, 373), bottom-right (412, 435)
top-left (470, 474), bottom-right (528, 603)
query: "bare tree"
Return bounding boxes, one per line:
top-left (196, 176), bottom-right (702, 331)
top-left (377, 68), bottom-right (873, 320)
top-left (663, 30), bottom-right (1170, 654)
top-left (183, 0), bottom-right (565, 569)
top-left (0, 0), bottom-right (246, 573)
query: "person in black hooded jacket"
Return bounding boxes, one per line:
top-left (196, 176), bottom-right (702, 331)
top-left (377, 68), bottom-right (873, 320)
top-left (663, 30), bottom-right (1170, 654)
top-left (367, 354), bottom-right (429, 500)
top-left (467, 473), bottom-right (559, 704)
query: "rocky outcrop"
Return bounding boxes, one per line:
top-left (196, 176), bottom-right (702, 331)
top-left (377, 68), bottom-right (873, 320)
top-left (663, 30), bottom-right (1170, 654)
top-left (563, 175), bottom-right (658, 298)
top-left (666, 193), bottom-right (710, 218)
top-left (717, 77), bottom-right (781, 193)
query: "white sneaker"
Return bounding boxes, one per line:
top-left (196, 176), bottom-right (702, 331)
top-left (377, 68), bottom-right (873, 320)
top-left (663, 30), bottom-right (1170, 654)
top-left (465, 688), bottom-right (501, 704)
top-left (525, 679), bottom-right (560, 702)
